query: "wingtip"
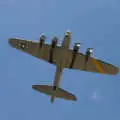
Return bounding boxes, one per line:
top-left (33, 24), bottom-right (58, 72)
top-left (116, 67), bottom-right (120, 74)
top-left (73, 96), bottom-right (77, 101)
top-left (32, 85), bottom-right (36, 89)
top-left (8, 38), bottom-right (14, 47)
top-left (8, 38), bottom-right (12, 44)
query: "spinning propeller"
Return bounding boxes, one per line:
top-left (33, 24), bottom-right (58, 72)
top-left (87, 48), bottom-right (93, 55)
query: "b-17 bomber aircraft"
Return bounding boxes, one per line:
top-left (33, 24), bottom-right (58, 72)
top-left (8, 31), bottom-right (119, 103)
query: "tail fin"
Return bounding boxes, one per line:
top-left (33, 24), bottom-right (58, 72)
top-left (32, 85), bottom-right (77, 103)
top-left (51, 94), bottom-right (55, 103)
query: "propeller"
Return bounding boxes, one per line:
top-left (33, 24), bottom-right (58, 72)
top-left (65, 30), bottom-right (72, 37)
top-left (35, 33), bottom-right (46, 41)
top-left (74, 42), bottom-right (83, 47)
top-left (40, 33), bottom-right (46, 40)
top-left (75, 42), bottom-right (82, 47)
top-left (52, 36), bottom-right (58, 41)
top-left (56, 36), bottom-right (63, 46)
top-left (87, 48), bottom-right (93, 54)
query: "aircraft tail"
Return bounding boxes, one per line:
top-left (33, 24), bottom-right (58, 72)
top-left (50, 94), bottom-right (55, 103)
top-left (32, 85), bottom-right (77, 103)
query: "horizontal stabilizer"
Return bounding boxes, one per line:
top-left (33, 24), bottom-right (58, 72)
top-left (32, 85), bottom-right (77, 101)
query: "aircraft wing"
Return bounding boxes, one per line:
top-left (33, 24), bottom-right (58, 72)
top-left (8, 38), bottom-right (59, 64)
top-left (67, 51), bottom-right (119, 75)
top-left (9, 38), bottom-right (119, 75)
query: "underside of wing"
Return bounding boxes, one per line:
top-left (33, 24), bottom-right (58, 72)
top-left (67, 51), bottom-right (119, 75)
top-left (8, 38), bottom-right (61, 64)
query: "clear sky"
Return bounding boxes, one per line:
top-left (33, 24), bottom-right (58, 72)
top-left (1, 0), bottom-right (120, 120)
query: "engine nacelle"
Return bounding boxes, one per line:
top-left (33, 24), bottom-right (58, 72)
top-left (86, 48), bottom-right (93, 57)
top-left (39, 34), bottom-right (45, 47)
top-left (51, 37), bottom-right (58, 48)
top-left (73, 43), bottom-right (80, 53)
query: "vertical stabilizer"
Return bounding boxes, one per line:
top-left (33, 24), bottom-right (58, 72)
top-left (51, 94), bottom-right (55, 103)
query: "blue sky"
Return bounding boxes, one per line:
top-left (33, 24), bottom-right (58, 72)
top-left (1, 0), bottom-right (120, 120)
